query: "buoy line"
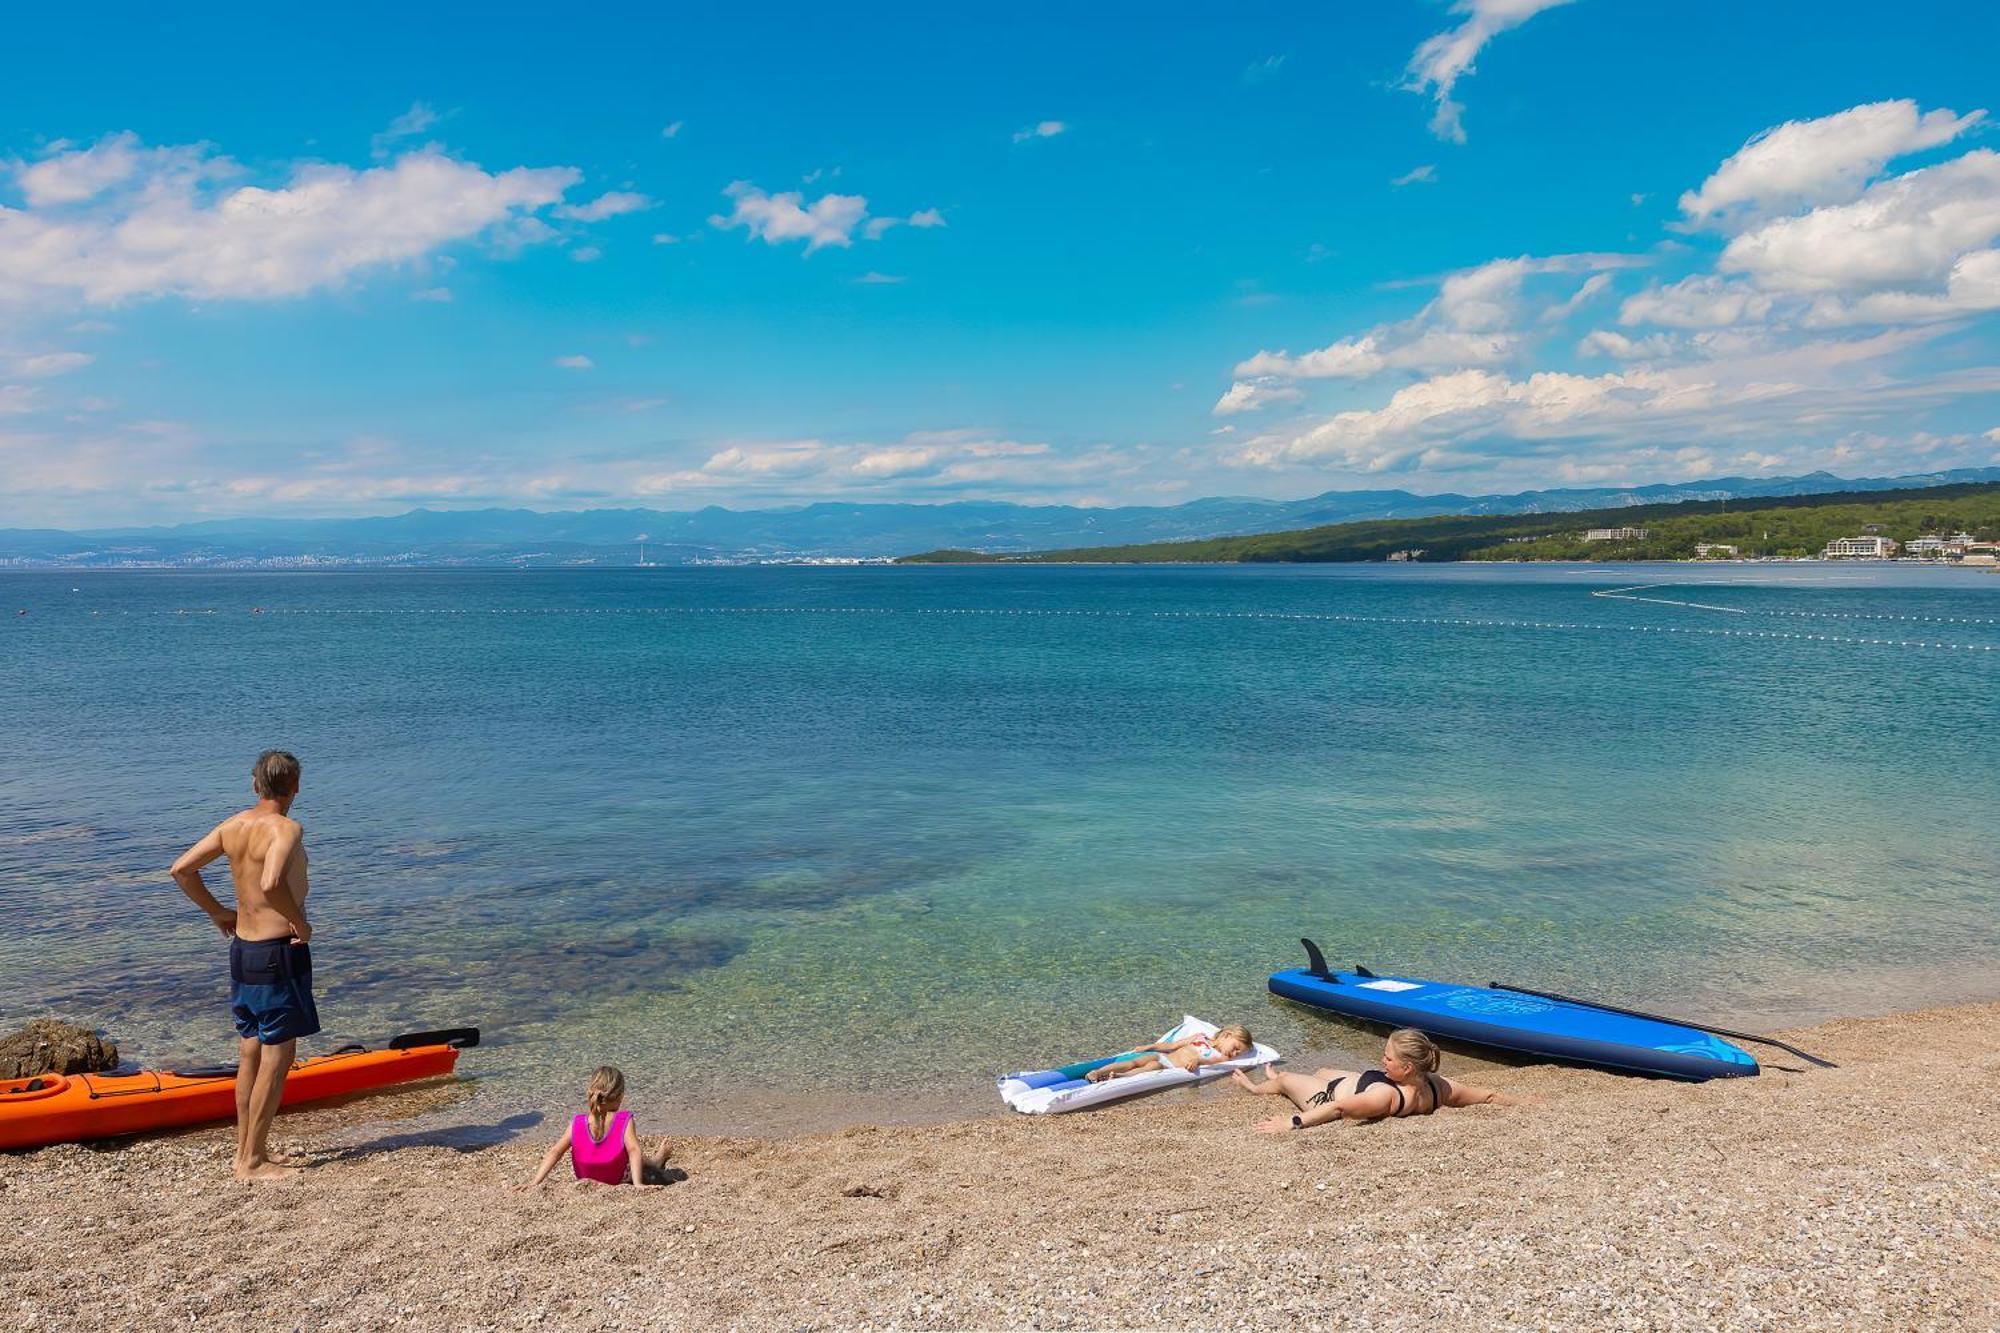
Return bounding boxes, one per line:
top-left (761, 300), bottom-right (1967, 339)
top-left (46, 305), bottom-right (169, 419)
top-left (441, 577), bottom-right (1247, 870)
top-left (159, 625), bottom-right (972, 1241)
top-left (1592, 584), bottom-right (2000, 625)
top-left (110, 602), bottom-right (2000, 651)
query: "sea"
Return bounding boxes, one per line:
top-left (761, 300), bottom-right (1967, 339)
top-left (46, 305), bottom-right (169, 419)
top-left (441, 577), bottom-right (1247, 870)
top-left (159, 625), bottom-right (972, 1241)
top-left (2, 563), bottom-right (1996, 1134)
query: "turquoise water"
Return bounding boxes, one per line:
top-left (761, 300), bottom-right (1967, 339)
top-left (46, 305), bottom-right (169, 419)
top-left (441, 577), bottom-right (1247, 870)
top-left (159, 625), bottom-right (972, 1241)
top-left (2, 564), bottom-right (1996, 1130)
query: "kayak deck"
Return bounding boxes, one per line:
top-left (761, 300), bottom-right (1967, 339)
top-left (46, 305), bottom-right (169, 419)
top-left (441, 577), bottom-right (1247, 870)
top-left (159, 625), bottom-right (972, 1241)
top-left (0, 1029), bottom-right (476, 1151)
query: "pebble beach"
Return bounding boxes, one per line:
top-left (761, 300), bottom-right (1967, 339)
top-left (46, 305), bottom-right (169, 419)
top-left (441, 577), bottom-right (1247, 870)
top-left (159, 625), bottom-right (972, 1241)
top-left (2, 1000), bottom-right (1993, 1331)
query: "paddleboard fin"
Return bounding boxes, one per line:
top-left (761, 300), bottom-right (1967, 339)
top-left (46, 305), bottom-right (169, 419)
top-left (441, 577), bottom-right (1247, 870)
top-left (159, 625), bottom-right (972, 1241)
top-left (1300, 938), bottom-right (1333, 980)
top-left (1354, 964), bottom-right (1377, 978)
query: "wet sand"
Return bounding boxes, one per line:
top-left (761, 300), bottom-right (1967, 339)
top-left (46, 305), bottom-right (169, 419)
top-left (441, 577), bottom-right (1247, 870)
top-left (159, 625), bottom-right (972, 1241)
top-left (1, 1000), bottom-right (1994, 1331)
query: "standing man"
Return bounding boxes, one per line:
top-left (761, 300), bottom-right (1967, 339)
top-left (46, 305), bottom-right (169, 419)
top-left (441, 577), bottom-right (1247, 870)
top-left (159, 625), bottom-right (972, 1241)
top-left (170, 750), bottom-right (317, 1182)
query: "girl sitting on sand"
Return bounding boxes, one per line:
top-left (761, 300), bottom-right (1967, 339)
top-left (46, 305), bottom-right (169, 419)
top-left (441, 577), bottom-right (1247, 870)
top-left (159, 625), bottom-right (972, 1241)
top-left (520, 1066), bottom-right (674, 1188)
top-left (1084, 1024), bottom-right (1255, 1082)
top-left (1232, 1028), bottom-right (1519, 1132)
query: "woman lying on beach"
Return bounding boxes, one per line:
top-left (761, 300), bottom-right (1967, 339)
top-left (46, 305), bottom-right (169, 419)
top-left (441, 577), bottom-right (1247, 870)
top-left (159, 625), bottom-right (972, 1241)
top-left (519, 1065), bottom-right (674, 1188)
top-left (1231, 1028), bottom-right (1519, 1132)
top-left (1084, 1024), bottom-right (1254, 1082)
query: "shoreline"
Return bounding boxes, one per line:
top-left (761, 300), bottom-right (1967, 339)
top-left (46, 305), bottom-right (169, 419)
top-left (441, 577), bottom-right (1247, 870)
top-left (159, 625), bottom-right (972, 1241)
top-left (4, 998), bottom-right (1994, 1330)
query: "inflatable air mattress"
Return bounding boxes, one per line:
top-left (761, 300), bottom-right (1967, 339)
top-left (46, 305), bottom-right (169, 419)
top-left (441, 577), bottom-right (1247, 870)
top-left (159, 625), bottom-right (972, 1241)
top-left (998, 1015), bottom-right (1282, 1114)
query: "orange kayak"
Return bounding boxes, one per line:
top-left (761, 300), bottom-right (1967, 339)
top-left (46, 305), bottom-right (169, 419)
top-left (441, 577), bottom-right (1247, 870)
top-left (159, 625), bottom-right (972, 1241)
top-left (0, 1028), bottom-right (478, 1151)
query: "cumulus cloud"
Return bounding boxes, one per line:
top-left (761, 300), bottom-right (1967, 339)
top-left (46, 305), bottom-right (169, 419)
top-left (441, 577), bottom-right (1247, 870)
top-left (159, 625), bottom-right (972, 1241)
top-left (1228, 327), bottom-right (1995, 479)
top-left (11, 351), bottom-right (93, 377)
top-left (553, 190), bottom-right (653, 222)
top-left (1720, 150), bottom-right (2000, 295)
top-left (1213, 379), bottom-right (1305, 415)
top-left (710, 181), bottom-right (870, 252)
top-left (1679, 99), bottom-right (1984, 227)
top-left (1405, 0), bottom-right (1573, 143)
top-left (1013, 121), bottom-right (1067, 143)
top-left (0, 136), bottom-right (580, 309)
top-left (1223, 253), bottom-right (1644, 408)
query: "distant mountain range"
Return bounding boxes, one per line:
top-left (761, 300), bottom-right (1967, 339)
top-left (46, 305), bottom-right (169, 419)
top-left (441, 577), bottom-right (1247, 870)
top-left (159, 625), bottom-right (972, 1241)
top-left (4, 467), bottom-right (1999, 567)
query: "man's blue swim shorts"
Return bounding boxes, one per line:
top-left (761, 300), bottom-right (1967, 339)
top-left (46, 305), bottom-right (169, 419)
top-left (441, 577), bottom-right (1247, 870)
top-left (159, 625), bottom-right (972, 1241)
top-left (229, 935), bottom-right (321, 1045)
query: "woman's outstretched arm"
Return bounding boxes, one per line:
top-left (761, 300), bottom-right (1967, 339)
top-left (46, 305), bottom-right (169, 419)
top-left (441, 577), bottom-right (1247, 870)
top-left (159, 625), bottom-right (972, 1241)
top-left (1440, 1078), bottom-right (1524, 1108)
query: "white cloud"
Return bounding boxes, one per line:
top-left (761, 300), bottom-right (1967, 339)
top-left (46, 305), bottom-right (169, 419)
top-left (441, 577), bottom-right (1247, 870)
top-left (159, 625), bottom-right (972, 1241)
top-left (1618, 275), bottom-right (1775, 329)
top-left (1228, 329), bottom-right (1994, 476)
top-left (11, 351), bottom-right (93, 377)
top-left (661, 121), bottom-right (684, 139)
top-left (1577, 328), bottom-right (1677, 360)
top-left (907, 208), bottom-right (946, 228)
top-left (0, 136), bottom-right (580, 309)
top-left (1404, 0), bottom-right (1573, 143)
top-left (371, 102), bottom-right (446, 158)
top-left (652, 232), bottom-right (680, 245)
top-left (1213, 379), bottom-right (1305, 415)
top-left (1226, 253), bottom-right (1643, 401)
top-left (1680, 99), bottom-right (1984, 227)
top-left (411, 286), bottom-right (453, 302)
top-left (553, 354), bottom-right (593, 370)
top-left (569, 245), bottom-right (603, 263)
top-left (857, 271), bottom-right (905, 285)
top-left (709, 181), bottom-right (870, 252)
top-left (1390, 164), bottom-right (1437, 188)
top-left (1720, 150), bottom-right (2000, 295)
top-left (0, 385), bottom-right (39, 413)
top-left (1244, 54), bottom-right (1288, 85)
top-left (1543, 272), bottom-right (1612, 322)
top-left (1013, 120), bottom-right (1067, 143)
top-left (553, 190), bottom-right (653, 222)
top-left (15, 132), bottom-right (150, 205)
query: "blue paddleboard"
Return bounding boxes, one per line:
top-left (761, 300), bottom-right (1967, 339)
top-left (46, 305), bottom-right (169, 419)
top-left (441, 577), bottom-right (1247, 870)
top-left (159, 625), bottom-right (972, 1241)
top-left (1269, 950), bottom-right (1758, 1081)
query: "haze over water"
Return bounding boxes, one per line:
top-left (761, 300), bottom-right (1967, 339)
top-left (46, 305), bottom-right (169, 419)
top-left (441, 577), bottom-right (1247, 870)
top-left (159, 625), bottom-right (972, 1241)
top-left (2, 563), bottom-right (1995, 1130)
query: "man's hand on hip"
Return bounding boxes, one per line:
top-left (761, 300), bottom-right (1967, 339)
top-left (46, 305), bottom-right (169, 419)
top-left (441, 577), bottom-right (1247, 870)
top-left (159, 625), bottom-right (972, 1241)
top-left (208, 909), bottom-right (237, 938)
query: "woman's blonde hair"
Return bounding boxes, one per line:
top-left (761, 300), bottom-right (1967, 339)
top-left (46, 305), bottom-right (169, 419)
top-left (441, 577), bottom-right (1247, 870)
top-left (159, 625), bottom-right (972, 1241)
top-left (586, 1066), bottom-right (626, 1139)
top-left (1385, 1028), bottom-right (1441, 1074)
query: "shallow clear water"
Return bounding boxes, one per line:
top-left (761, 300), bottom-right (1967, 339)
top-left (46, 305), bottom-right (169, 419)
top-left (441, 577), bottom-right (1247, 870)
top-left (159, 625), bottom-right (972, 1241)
top-left (2, 564), bottom-right (1996, 1132)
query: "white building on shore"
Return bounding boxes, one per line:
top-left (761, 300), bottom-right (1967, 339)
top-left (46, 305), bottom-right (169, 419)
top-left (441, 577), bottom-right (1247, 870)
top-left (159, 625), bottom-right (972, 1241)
top-left (1822, 535), bottom-right (1899, 559)
top-left (1584, 527), bottom-right (1650, 542)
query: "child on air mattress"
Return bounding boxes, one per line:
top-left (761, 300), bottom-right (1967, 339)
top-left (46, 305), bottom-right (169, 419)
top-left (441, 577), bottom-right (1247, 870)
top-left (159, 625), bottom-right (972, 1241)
top-left (1084, 1024), bottom-right (1254, 1082)
top-left (519, 1066), bottom-right (674, 1189)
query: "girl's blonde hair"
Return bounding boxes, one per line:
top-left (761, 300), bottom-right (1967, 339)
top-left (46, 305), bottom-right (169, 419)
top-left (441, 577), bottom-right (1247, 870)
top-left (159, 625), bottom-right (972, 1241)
top-left (1216, 1023), bottom-right (1254, 1049)
top-left (1385, 1028), bottom-right (1441, 1074)
top-left (586, 1066), bottom-right (626, 1139)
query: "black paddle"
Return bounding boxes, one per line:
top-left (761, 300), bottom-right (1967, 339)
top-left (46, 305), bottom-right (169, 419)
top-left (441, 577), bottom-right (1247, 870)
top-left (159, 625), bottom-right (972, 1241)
top-left (1486, 982), bottom-right (1837, 1069)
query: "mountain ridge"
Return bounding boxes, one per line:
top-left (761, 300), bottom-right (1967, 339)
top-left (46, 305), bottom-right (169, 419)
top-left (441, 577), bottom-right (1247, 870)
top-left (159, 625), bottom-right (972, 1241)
top-left (5, 466), bottom-right (1998, 566)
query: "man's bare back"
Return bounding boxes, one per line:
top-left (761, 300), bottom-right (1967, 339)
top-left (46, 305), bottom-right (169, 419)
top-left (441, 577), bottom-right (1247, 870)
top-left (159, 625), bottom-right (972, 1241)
top-left (212, 808), bottom-right (311, 942)
top-left (169, 749), bottom-right (318, 1181)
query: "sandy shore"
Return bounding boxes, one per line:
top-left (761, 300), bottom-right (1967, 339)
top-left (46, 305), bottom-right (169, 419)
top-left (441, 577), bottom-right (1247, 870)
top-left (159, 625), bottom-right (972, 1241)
top-left (2, 1001), bottom-right (1994, 1331)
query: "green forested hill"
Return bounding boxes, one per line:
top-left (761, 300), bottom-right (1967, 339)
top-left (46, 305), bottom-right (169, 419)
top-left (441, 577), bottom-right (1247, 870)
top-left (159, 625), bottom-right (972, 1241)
top-left (897, 481), bottom-right (2000, 564)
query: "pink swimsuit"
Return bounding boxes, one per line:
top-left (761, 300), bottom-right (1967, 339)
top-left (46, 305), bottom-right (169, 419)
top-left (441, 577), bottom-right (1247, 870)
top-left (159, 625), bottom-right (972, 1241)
top-left (571, 1111), bottom-right (631, 1184)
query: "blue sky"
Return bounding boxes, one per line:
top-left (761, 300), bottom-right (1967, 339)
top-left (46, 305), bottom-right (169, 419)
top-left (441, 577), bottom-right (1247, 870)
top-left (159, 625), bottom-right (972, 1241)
top-left (3, 1), bottom-right (1998, 525)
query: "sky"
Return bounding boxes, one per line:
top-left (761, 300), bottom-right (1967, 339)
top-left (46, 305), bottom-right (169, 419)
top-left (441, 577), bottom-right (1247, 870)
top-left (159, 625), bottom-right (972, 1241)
top-left (3, 1), bottom-right (1999, 526)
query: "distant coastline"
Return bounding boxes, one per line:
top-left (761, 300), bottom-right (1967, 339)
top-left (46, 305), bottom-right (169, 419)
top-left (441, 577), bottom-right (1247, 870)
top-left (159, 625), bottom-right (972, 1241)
top-left (897, 479), bottom-right (2000, 567)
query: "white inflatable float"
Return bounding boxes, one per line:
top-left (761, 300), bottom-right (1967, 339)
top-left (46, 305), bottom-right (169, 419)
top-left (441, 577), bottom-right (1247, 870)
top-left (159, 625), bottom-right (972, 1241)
top-left (997, 1015), bottom-right (1283, 1115)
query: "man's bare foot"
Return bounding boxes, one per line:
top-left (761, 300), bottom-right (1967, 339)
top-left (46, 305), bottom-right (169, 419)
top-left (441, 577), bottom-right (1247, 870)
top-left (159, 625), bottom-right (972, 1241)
top-left (234, 1159), bottom-right (299, 1183)
top-left (655, 1137), bottom-right (672, 1163)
